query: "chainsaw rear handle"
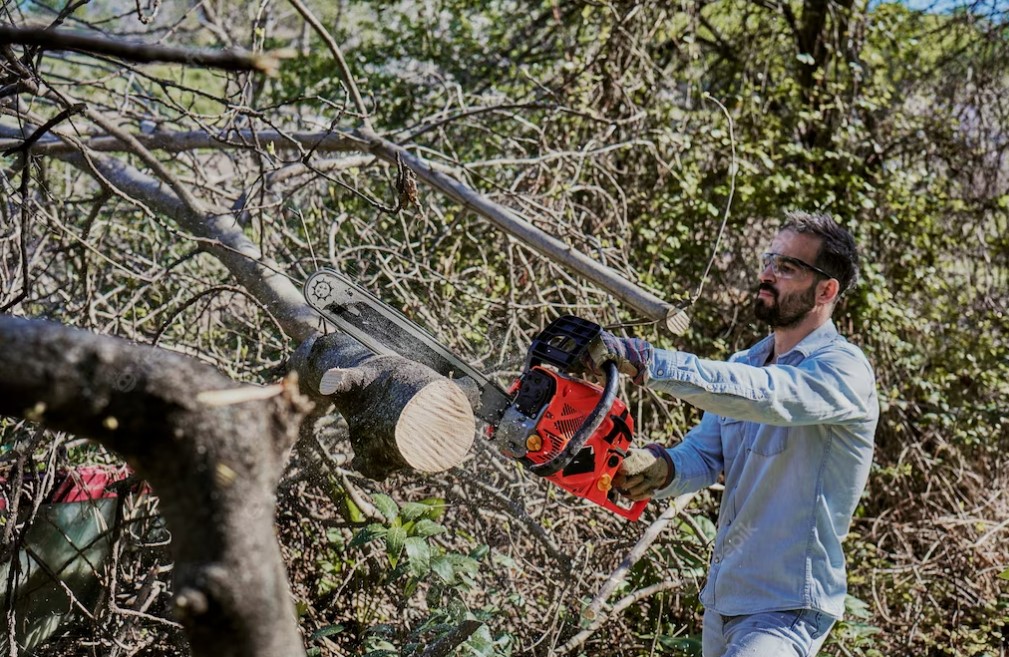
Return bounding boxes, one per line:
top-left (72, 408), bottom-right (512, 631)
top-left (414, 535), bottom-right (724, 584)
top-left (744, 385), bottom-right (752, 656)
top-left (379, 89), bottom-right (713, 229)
top-left (527, 359), bottom-right (619, 478)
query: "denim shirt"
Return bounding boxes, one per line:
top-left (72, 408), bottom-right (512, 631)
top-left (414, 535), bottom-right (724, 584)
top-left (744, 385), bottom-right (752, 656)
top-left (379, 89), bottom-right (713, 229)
top-left (646, 320), bottom-right (878, 619)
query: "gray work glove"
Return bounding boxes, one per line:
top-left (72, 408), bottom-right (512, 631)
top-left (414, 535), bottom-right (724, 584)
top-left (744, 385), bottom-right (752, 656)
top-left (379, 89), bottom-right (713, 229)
top-left (613, 444), bottom-right (674, 500)
top-left (586, 331), bottom-right (654, 385)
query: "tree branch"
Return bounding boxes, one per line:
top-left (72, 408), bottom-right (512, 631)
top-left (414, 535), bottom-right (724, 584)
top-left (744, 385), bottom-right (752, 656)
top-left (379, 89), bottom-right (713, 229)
top-left (0, 124), bottom-right (686, 331)
top-left (287, 0), bottom-right (372, 129)
top-left (554, 493), bottom-right (696, 655)
top-left (0, 315), bottom-right (308, 657)
top-left (0, 25), bottom-right (288, 74)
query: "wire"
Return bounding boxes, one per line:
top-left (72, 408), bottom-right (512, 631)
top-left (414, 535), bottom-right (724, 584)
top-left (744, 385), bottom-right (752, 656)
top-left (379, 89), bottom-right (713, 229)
top-left (691, 92), bottom-right (739, 306)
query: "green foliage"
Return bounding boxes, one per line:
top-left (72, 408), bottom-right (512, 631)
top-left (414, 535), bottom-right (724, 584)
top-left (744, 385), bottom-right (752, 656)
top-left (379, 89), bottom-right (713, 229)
top-left (826, 596), bottom-right (884, 657)
top-left (310, 489), bottom-right (512, 656)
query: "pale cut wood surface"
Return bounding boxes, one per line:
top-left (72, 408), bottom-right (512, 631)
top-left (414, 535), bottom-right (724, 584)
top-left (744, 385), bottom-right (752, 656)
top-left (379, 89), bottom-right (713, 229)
top-left (395, 379), bottom-right (475, 472)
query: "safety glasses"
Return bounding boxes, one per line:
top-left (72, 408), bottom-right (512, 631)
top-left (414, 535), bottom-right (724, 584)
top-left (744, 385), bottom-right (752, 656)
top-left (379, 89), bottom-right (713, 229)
top-left (761, 252), bottom-right (835, 280)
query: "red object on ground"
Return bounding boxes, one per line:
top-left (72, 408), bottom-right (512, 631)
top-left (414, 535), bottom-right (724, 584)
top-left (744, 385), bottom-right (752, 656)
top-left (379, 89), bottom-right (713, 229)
top-left (0, 465), bottom-right (138, 511)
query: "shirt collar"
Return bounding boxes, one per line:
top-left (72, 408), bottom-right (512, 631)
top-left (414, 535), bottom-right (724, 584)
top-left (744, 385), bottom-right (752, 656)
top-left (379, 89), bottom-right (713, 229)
top-left (747, 320), bottom-right (839, 365)
top-left (782, 320), bottom-right (839, 361)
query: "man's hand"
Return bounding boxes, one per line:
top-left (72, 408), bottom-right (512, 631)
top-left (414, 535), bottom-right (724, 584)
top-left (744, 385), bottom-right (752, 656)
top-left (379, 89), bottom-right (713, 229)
top-left (586, 331), bottom-right (654, 385)
top-left (614, 445), bottom-right (673, 501)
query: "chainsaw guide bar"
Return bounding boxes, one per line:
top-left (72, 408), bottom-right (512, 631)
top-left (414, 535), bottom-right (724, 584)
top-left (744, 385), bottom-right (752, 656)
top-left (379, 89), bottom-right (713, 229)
top-left (304, 268), bottom-right (512, 423)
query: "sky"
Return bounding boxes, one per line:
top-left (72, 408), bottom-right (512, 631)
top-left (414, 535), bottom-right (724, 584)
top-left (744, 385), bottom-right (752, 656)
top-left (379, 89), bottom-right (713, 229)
top-left (877, 0), bottom-right (1009, 12)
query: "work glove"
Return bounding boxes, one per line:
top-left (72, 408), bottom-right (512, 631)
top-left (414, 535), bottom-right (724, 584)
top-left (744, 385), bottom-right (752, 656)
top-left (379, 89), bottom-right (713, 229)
top-left (613, 444), bottom-right (674, 501)
top-left (586, 331), bottom-right (654, 385)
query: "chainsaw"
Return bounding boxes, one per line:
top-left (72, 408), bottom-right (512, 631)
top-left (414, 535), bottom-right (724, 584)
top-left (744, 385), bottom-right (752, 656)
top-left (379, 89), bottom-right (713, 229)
top-left (304, 268), bottom-right (649, 521)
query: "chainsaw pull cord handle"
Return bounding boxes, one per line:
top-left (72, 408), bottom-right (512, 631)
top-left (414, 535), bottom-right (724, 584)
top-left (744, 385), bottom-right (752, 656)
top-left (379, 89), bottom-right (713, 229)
top-left (527, 360), bottom-right (619, 478)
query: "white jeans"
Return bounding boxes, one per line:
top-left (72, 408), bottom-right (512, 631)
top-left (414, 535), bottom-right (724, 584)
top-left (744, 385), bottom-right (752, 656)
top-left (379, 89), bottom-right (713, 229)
top-left (702, 608), bottom-right (835, 657)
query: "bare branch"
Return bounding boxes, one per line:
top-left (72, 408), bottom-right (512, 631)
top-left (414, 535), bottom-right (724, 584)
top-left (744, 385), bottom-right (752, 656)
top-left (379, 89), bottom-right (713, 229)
top-left (0, 123), bottom-right (686, 331)
top-left (286, 0), bottom-right (372, 129)
top-left (554, 493), bottom-right (697, 655)
top-left (0, 25), bottom-right (289, 75)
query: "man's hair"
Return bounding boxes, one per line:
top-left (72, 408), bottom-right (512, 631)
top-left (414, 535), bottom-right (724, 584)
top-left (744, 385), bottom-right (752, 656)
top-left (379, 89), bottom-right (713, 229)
top-left (781, 210), bottom-right (860, 294)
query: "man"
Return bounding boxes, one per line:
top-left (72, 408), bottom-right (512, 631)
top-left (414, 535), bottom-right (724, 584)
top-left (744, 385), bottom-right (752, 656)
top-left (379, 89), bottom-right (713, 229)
top-left (594, 211), bottom-right (878, 656)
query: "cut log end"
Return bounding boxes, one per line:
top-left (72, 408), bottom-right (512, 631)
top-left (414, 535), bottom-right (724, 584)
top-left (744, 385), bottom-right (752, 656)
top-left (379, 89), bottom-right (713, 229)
top-left (664, 307), bottom-right (690, 336)
top-left (395, 379), bottom-right (475, 472)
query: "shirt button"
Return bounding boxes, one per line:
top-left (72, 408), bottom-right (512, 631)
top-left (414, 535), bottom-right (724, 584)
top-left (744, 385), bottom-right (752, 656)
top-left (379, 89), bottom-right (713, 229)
top-left (657, 368), bottom-right (665, 376)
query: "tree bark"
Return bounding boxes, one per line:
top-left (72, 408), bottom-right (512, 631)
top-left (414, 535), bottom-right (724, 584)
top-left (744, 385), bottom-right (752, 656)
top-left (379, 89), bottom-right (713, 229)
top-left (0, 315), bottom-right (309, 657)
top-left (291, 332), bottom-right (474, 480)
top-left (0, 314), bottom-right (478, 653)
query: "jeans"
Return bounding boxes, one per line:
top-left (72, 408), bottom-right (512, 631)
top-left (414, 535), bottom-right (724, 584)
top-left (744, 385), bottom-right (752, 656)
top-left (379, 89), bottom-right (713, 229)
top-left (702, 608), bottom-right (835, 657)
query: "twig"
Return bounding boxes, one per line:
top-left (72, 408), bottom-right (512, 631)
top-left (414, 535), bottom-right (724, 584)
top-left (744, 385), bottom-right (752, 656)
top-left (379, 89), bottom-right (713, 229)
top-left (551, 493), bottom-right (696, 656)
top-left (0, 153), bottom-right (31, 313)
top-left (691, 92), bottom-right (738, 306)
top-left (450, 465), bottom-right (569, 568)
top-left (286, 0), bottom-right (372, 129)
top-left (81, 106), bottom-right (206, 219)
top-left (196, 383), bottom-right (286, 407)
top-left (556, 579), bottom-right (684, 656)
top-left (0, 25), bottom-right (287, 75)
top-left (1, 103), bottom-right (85, 157)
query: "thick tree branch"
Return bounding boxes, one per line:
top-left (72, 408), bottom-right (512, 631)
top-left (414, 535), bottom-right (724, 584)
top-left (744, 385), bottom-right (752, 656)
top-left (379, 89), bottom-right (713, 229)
top-left (0, 315), bottom-right (307, 657)
top-left (3, 125), bottom-right (686, 332)
top-left (290, 333), bottom-right (474, 479)
top-left (355, 128), bottom-right (689, 333)
top-left (0, 25), bottom-right (286, 74)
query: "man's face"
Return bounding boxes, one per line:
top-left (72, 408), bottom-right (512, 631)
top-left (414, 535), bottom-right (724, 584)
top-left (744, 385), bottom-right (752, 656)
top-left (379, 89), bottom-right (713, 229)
top-left (754, 230), bottom-right (825, 329)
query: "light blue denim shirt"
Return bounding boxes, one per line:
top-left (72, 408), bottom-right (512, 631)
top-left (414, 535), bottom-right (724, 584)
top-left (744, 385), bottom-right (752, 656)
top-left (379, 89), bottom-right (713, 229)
top-left (646, 320), bottom-right (878, 619)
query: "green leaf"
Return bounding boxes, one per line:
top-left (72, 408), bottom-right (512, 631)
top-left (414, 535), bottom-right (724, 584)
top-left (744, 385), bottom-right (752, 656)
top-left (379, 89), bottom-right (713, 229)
top-left (999, 568), bottom-right (1009, 580)
top-left (405, 536), bottom-right (431, 577)
top-left (431, 555), bottom-right (456, 583)
top-left (350, 523), bottom-right (388, 548)
top-left (371, 624), bottom-right (397, 636)
top-left (411, 519), bottom-right (445, 538)
top-left (310, 624), bottom-right (346, 641)
top-left (372, 493), bottom-right (399, 520)
top-left (418, 497), bottom-right (447, 520)
top-left (844, 594), bottom-right (873, 619)
top-left (797, 52), bottom-right (815, 65)
top-left (386, 525), bottom-right (408, 565)
top-left (401, 501), bottom-right (436, 521)
top-left (657, 635), bottom-right (702, 654)
top-left (340, 493), bottom-right (366, 524)
top-left (463, 623), bottom-right (496, 657)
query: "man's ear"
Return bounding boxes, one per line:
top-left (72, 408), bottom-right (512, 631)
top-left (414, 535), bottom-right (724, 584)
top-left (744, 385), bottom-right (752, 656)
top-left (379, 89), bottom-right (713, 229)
top-left (818, 278), bottom-right (841, 305)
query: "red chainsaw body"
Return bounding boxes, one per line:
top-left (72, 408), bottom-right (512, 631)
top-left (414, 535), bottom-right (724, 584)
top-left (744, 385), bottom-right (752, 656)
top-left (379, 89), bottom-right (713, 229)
top-left (499, 366), bottom-right (647, 521)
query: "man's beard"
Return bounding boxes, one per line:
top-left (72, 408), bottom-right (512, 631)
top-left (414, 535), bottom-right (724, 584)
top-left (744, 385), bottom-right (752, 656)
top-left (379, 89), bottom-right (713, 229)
top-left (753, 281), bottom-right (817, 328)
